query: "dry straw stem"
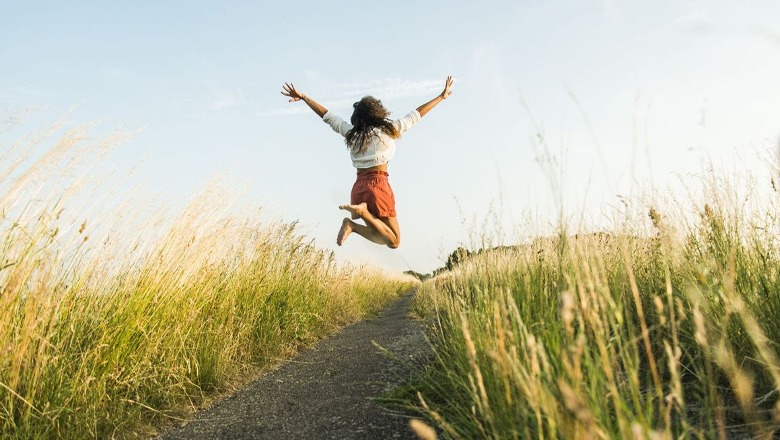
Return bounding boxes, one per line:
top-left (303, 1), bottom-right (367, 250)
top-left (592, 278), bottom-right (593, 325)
top-left (619, 242), bottom-right (663, 404)
top-left (458, 310), bottom-right (503, 438)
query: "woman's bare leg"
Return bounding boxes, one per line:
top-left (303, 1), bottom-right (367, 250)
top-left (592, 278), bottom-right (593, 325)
top-left (336, 218), bottom-right (354, 245)
top-left (337, 218), bottom-right (386, 246)
top-left (380, 216), bottom-right (401, 249)
top-left (337, 203), bottom-right (400, 248)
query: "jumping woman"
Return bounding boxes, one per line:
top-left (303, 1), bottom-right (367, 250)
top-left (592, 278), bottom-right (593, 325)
top-left (281, 76), bottom-right (453, 249)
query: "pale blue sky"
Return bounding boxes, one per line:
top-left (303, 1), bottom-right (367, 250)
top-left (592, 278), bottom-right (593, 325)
top-left (2, 1), bottom-right (779, 273)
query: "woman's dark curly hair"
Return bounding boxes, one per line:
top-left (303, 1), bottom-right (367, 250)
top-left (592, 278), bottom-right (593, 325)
top-left (345, 96), bottom-right (400, 153)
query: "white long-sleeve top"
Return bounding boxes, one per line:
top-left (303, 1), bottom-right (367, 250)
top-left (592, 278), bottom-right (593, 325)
top-left (322, 109), bottom-right (421, 169)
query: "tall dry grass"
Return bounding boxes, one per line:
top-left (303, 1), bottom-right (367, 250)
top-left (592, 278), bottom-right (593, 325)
top-left (0, 119), bottom-right (415, 439)
top-left (410, 162), bottom-right (780, 439)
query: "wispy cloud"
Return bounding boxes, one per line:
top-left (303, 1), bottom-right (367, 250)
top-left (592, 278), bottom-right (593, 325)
top-left (0, 85), bottom-right (56, 102)
top-left (753, 27), bottom-right (780, 46)
top-left (98, 66), bottom-right (145, 86)
top-left (260, 77), bottom-right (444, 117)
top-left (599, 0), bottom-right (622, 20)
top-left (187, 55), bottom-right (251, 113)
top-left (258, 106), bottom-right (310, 117)
top-left (669, 8), bottom-right (723, 33)
top-left (211, 86), bottom-right (247, 110)
top-left (327, 77), bottom-right (443, 100)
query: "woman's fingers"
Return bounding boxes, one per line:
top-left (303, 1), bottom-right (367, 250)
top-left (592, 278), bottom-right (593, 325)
top-left (282, 82), bottom-right (302, 101)
top-left (442, 76), bottom-right (453, 98)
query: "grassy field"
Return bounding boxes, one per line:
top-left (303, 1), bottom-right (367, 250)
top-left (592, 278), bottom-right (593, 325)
top-left (409, 167), bottom-right (780, 439)
top-left (0, 123), bottom-right (415, 439)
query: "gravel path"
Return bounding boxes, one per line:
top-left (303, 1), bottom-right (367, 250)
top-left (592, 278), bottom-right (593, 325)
top-left (157, 290), bottom-right (429, 440)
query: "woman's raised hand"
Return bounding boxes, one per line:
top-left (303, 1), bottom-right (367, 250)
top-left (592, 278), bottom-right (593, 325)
top-left (416, 75), bottom-right (455, 117)
top-left (281, 82), bottom-right (304, 102)
top-left (281, 83), bottom-right (328, 117)
top-left (440, 76), bottom-right (454, 99)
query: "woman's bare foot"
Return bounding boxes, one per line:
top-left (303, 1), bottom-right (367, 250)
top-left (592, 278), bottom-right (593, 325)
top-left (336, 218), bottom-right (353, 246)
top-left (338, 203), bottom-right (369, 219)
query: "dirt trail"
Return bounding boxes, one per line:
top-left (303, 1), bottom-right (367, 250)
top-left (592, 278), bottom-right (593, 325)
top-left (157, 290), bottom-right (429, 440)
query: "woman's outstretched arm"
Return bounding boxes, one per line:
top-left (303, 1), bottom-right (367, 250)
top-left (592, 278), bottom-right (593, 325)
top-left (416, 76), bottom-right (454, 117)
top-left (281, 82), bottom-right (328, 118)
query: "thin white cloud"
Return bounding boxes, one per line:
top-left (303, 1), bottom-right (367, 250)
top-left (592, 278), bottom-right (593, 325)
top-left (257, 106), bottom-right (310, 117)
top-left (753, 27), bottom-right (780, 45)
top-left (258, 98), bottom-right (362, 117)
top-left (0, 85), bottom-right (56, 101)
top-left (260, 77), bottom-right (445, 118)
top-left (190, 55), bottom-right (249, 112)
top-left (211, 86), bottom-right (247, 110)
top-left (600, 0), bottom-right (622, 20)
top-left (98, 66), bottom-right (143, 86)
top-left (327, 77), bottom-right (443, 100)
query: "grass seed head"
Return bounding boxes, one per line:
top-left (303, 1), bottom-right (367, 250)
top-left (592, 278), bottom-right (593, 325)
top-left (409, 419), bottom-right (437, 440)
top-left (648, 207), bottom-right (662, 230)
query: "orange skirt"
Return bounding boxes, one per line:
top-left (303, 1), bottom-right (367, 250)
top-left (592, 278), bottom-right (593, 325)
top-left (350, 170), bottom-right (396, 218)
